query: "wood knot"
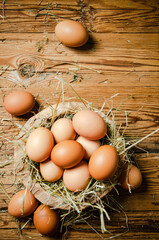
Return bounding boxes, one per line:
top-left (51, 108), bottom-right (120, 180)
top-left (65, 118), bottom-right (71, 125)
top-left (18, 63), bottom-right (35, 78)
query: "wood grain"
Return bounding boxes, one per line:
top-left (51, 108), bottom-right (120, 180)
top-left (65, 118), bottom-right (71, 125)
top-left (0, 0), bottom-right (159, 33)
top-left (0, 0), bottom-right (159, 239)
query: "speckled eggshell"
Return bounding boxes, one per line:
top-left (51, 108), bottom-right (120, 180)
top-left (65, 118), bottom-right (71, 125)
top-left (8, 189), bottom-right (38, 218)
top-left (63, 161), bottom-right (91, 192)
top-left (89, 145), bottom-right (119, 181)
top-left (4, 90), bottom-right (35, 116)
top-left (55, 20), bottom-right (88, 47)
top-left (33, 205), bottom-right (59, 236)
top-left (72, 109), bottom-right (107, 140)
top-left (26, 127), bottom-right (54, 162)
top-left (51, 140), bottom-right (85, 168)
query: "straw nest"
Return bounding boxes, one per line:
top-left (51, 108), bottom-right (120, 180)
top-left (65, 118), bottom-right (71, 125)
top-left (14, 101), bottom-right (127, 229)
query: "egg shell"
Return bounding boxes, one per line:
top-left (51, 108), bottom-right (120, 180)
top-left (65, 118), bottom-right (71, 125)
top-left (72, 109), bottom-right (107, 140)
top-left (119, 164), bottom-right (142, 190)
top-left (4, 90), bottom-right (35, 116)
top-left (76, 136), bottom-right (101, 160)
top-left (40, 159), bottom-right (63, 182)
top-left (8, 189), bottom-right (38, 218)
top-left (33, 205), bottom-right (59, 236)
top-left (51, 118), bottom-right (76, 143)
top-left (63, 161), bottom-right (91, 192)
top-left (89, 145), bottom-right (119, 181)
top-left (26, 127), bottom-right (54, 162)
top-left (55, 20), bottom-right (88, 47)
top-left (51, 140), bottom-right (85, 168)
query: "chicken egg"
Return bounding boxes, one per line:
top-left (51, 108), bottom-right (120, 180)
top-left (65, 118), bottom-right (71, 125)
top-left (33, 205), bottom-right (59, 236)
top-left (76, 136), bottom-right (101, 160)
top-left (40, 159), bottom-right (63, 182)
top-left (88, 145), bottom-right (119, 181)
top-left (26, 127), bottom-right (54, 162)
top-left (63, 161), bottom-right (91, 192)
top-left (8, 189), bottom-right (38, 218)
top-left (119, 164), bottom-right (142, 190)
top-left (4, 90), bottom-right (35, 116)
top-left (51, 140), bottom-right (85, 168)
top-left (55, 20), bottom-right (88, 47)
top-left (72, 109), bottom-right (107, 140)
top-left (51, 118), bottom-right (76, 143)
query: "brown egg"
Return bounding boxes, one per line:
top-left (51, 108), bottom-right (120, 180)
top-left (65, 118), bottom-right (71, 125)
top-left (4, 90), bottom-right (35, 116)
top-left (33, 205), bottom-right (59, 236)
top-left (63, 161), bottom-right (91, 192)
top-left (72, 109), bottom-right (107, 140)
top-left (89, 145), bottom-right (119, 181)
top-left (76, 136), bottom-right (101, 160)
top-left (8, 189), bottom-right (38, 218)
top-left (51, 118), bottom-right (76, 143)
top-left (119, 164), bottom-right (142, 190)
top-left (55, 20), bottom-right (88, 47)
top-left (26, 127), bottom-right (54, 162)
top-left (51, 140), bottom-right (85, 168)
top-left (40, 159), bottom-right (63, 182)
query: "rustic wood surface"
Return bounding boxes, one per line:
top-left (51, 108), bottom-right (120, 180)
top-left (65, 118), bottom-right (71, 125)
top-left (0, 0), bottom-right (159, 239)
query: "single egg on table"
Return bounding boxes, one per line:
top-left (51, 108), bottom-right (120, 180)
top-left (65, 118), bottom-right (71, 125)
top-left (55, 20), bottom-right (89, 47)
top-left (40, 159), bottom-right (63, 182)
top-left (88, 145), bottom-right (119, 181)
top-left (26, 127), bottom-right (54, 163)
top-left (63, 161), bottom-right (91, 192)
top-left (8, 189), bottom-right (38, 218)
top-left (51, 140), bottom-right (85, 168)
top-left (51, 118), bottom-right (76, 143)
top-left (4, 90), bottom-right (35, 116)
top-left (33, 205), bottom-right (59, 236)
top-left (119, 163), bottom-right (142, 190)
top-left (76, 136), bottom-right (101, 160)
top-left (72, 109), bottom-right (107, 140)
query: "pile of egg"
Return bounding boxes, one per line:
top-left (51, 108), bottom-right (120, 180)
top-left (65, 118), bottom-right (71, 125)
top-left (4, 90), bottom-right (142, 236)
top-left (25, 109), bottom-right (120, 192)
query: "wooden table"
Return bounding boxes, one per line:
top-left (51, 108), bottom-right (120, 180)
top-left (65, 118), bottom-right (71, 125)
top-left (0, 0), bottom-right (159, 239)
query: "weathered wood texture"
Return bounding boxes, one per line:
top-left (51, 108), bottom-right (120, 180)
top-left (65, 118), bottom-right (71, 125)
top-left (0, 0), bottom-right (159, 239)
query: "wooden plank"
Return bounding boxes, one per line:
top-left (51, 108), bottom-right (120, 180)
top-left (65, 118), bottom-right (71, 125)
top-left (1, 0), bottom-right (159, 9)
top-left (0, 34), bottom-right (158, 83)
top-left (0, 32), bottom-right (158, 51)
top-left (0, 32), bottom-right (159, 56)
top-left (0, 1), bottom-right (159, 33)
top-left (0, 225), bottom-right (158, 240)
top-left (0, 211), bottom-right (159, 233)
